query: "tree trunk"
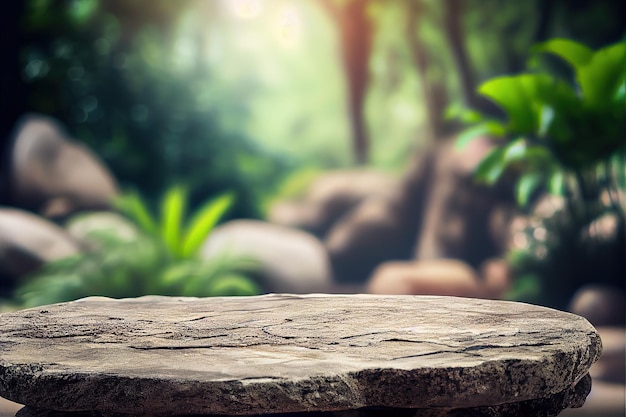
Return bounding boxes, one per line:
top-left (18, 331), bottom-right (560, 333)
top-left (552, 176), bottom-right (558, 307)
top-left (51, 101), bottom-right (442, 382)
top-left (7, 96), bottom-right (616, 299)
top-left (532, 0), bottom-right (554, 43)
top-left (320, 0), bottom-right (373, 165)
top-left (443, 0), bottom-right (478, 109)
top-left (405, 0), bottom-right (450, 140)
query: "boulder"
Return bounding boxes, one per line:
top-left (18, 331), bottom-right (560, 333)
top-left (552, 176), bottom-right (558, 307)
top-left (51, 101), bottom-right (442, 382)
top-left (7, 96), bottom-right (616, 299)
top-left (569, 284), bottom-right (625, 327)
top-left (200, 220), bottom-right (332, 293)
top-left (268, 170), bottom-right (397, 238)
top-left (366, 258), bottom-right (512, 299)
top-left (10, 114), bottom-right (118, 218)
top-left (325, 136), bottom-right (517, 286)
top-left (366, 259), bottom-right (482, 297)
top-left (325, 192), bottom-right (417, 284)
top-left (323, 150), bottom-right (435, 285)
top-left (478, 257), bottom-right (512, 299)
top-left (0, 208), bottom-right (81, 288)
top-left (267, 200), bottom-right (315, 230)
top-left (0, 294), bottom-right (601, 417)
top-left (65, 211), bottom-right (139, 246)
top-left (413, 137), bottom-right (516, 268)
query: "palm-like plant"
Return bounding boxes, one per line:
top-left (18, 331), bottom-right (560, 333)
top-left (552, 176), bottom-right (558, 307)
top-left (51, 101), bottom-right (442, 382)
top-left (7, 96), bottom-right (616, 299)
top-left (115, 186), bottom-right (235, 258)
top-left (453, 39), bottom-right (626, 307)
top-left (17, 187), bottom-right (261, 308)
top-left (456, 39), bottom-right (625, 209)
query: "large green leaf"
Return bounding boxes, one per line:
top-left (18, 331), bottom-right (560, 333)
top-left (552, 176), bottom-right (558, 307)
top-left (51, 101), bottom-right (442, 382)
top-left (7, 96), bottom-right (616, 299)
top-left (548, 170), bottom-right (565, 196)
top-left (501, 138), bottom-right (553, 168)
top-left (477, 74), bottom-right (555, 135)
top-left (474, 147), bottom-right (507, 184)
top-left (503, 138), bottom-right (527, 163)
top-left (516, 172), bottom-right (543, 207)
top-left (160, 186), bottom-right (187, 256)
top-left (577, 42), bottom-right (626, 108)
top-left (445, 103), bottom-right (484, 124)
top-left (180, 192), bottom-right (234, 258)
top-left (537, 105), bottom-right (555, 138)
top-left (478, 76), bottom-right (533, 133)
top-left (614, 81), bottom-right (625, 105)
top-left (536, 40), bottom-right (626, 108)
top-left (455, 120), bottom-right (507, 150)
top-left (115, 191), bottom-right (157, 234)
top-left (533, 39), bottom-right (593, 70)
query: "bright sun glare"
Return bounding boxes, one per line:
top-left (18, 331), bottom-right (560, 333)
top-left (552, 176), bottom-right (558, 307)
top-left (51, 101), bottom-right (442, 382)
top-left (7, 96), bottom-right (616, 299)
top-left (232, 0), bottom-right (263, 19)
top-left (229, 0), bottom-right (302, 48)
top-left (274, 8), bottom-right (301, 47)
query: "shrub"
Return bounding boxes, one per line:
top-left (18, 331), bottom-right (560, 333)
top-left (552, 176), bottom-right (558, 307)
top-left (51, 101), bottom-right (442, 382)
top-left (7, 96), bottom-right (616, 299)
top-left (454, 38), bottom-right (626, 307)
top-left (17, 188), bottom-right (262, 307)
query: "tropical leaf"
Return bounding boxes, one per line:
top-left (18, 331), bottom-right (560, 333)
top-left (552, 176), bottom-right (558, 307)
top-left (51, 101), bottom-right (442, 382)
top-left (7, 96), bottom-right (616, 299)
top-left (181, 192), bottom-right (234, 258)
top-left (537, 105), bottom-right (555, 138)
top-left (445, 103), bottom-right (484, 124)
top-left (115, 191), bottom-right (157, 234)
top-left (577, 42), bottom-right (626, 108)
top-left (614, 81), bottom-right (625, 107)
top-left (474, 147), bottom-right (507, 184)
top-left (548, 171), bottom-right (565, 196)
top-left (503, 138), bottom-right (527, 163)
top-left (478, 76), bottom-right (533, 133)
top-left (160, 185), bottom-right (187, 256)
top-left (532, 39), bottom-right (593, 70)
top-left (17, 231), bottom-right (262, 307)
top-left (455, 120), bottom-right (507, 150)
top-left (536, 40), bottom-right (626, 108)
top-left (516, 172), bottom-right (543, 207)
top-left (477, 74), bottom-right (555, 134)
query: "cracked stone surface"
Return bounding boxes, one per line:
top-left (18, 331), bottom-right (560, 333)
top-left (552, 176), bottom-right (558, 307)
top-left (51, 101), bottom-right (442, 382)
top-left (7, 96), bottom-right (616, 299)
top-left (0, 294), bottom-right (601, 416)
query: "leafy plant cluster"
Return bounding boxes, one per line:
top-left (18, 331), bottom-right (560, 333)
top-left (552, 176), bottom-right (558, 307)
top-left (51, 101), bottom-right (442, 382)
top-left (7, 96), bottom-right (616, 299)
top-left (454, 38), bottom-right (626, 307)
top-left (456, 39), bottom-right (625, 206)
top-left (17, 188), bottom-right (261, 308)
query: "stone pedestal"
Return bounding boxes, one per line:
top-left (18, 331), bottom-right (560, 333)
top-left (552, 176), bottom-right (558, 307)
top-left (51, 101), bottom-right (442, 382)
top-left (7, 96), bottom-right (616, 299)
top-left (0, 294), bottom-right (601, 416)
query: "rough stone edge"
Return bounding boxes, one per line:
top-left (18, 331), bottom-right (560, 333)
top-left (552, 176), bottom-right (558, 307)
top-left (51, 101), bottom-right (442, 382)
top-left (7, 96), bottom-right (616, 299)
top-left (13, 374), bottom-right (592, 417)
top-left (0, 352), bottom-right (598, 415)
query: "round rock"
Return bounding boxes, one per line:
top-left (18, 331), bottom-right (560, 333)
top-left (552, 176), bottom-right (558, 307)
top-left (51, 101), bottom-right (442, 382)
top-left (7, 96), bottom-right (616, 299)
top-left (0, 294), bottom-right (601, 416)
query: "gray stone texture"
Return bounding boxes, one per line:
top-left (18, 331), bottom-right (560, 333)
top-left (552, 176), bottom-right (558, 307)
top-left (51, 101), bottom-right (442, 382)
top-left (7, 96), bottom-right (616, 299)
top-left (0, 208), bottom-right (81, 284)
top-left (0, 294), bottom-right (601, 416)
top-left (10, 113), bottom-right (118, 218)
top-left (200, 221), bottom-right (332, 293)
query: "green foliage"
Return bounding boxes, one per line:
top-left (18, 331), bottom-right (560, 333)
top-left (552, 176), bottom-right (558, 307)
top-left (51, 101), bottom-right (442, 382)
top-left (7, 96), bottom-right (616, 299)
top-left (456, 37), bottom-right (626, 308)
top-left (534, 39), bottom-right (625, 108)
top-left (456, 38), bottom-right (626, 207)
top-left (22, 0), bottom-right (293, 220)
top-left (504, 203), bottom-right (625, 308)
top-left (116, 187), bottom-right (234, 259)
top-left (16, 230), bottom-right (261, 308)
top-left (14, 187), bottom-right (262, 308)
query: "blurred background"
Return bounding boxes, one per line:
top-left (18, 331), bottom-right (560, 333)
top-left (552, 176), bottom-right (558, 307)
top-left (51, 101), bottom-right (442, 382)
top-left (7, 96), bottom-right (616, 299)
top-left (0, 1), bottom-right (624, 416)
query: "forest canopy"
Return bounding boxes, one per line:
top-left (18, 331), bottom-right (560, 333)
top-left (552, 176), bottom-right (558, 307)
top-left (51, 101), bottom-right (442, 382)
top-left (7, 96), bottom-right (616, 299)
top-left (1, 0), bottom-right (624, 214)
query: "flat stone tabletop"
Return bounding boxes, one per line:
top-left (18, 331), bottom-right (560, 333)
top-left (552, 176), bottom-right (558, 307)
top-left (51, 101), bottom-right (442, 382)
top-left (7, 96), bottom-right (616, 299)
top-left (0, 294), bottom-right (601, 416)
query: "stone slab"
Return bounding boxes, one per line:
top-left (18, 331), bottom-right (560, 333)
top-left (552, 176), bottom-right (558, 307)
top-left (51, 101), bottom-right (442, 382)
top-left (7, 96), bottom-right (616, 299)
top-left (0, 294), bottom-right (601, 416)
